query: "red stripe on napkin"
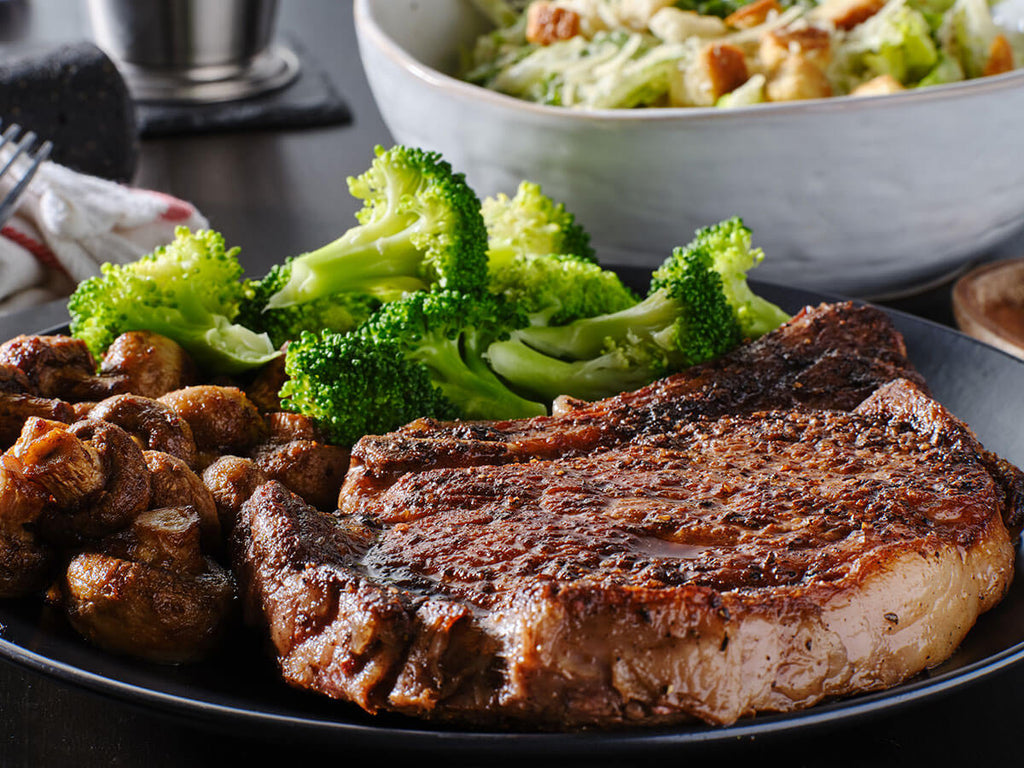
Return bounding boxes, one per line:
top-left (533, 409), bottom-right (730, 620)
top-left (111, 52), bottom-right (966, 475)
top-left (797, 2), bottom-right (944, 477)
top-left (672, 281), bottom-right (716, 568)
top-left (1, 225), bottom-right (70, 278)
top-left (146, 191), bottom-right (197, 222)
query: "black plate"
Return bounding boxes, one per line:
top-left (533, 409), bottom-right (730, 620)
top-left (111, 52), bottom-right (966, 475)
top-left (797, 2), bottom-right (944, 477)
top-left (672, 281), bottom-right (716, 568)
top-left (2, 279), bottom-right (1024, 758)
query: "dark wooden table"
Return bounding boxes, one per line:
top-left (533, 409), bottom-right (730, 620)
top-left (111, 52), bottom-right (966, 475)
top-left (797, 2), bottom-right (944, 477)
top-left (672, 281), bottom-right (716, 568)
top-left (2, 2), bottom-right (1024, 766)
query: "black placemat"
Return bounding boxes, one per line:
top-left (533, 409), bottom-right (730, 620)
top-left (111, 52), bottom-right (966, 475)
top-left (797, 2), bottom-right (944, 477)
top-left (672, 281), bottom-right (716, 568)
top-left (134, 37), bottom-right (350, 137)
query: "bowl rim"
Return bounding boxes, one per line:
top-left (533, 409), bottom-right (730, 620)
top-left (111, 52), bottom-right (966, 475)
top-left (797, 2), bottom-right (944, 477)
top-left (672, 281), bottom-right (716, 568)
top-left (354, 0), bottom-right (1024, 123)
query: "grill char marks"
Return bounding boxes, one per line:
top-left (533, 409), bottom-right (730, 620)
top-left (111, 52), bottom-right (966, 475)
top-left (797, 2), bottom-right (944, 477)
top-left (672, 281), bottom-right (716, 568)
top-left (234, 375), bottom-right (1021, 728)
top-left (365, 379), bottom-right (1016, 605)
top-left (341, 302), bottom-right (927, 513)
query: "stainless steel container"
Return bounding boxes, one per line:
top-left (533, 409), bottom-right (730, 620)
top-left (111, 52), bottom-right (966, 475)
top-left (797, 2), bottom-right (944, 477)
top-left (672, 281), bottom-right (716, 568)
top-left (87, 0), bottom-right (300, 103)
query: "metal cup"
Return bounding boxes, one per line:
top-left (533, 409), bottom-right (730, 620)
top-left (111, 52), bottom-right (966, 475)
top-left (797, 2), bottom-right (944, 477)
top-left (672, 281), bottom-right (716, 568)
top-left (86, 0), bottom-right (299, 103)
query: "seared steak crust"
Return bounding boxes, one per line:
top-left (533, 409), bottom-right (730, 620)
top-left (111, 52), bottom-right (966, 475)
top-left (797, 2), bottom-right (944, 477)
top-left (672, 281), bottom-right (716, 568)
top-left (234, 378), bottom-right (1020, 728)
top-left (341, 302), bottom-right (926, 513)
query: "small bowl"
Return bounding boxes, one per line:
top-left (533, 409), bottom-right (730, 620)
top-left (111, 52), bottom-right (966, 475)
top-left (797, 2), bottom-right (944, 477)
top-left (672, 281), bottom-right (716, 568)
top-left (354, 0), bottom-right (1024, 297)
top-left (953, 258), bottom-right (1024, 360)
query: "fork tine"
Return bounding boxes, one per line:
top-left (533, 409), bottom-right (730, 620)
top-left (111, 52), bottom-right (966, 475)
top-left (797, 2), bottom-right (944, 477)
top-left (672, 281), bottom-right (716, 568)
top-left (0, 131), bottom-right (51, 228)
top-left (0, 129), bottom-right (35, 180)
top-left (0, 123), bottom-right (20, 156)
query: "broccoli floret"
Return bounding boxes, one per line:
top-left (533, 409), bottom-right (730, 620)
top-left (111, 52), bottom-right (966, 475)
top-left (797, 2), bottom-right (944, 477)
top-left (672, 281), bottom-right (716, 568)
top-left (260, 145), bottom-right (489, 318)
top-left (485, 218), bottom-right (790, 403)
top-left (482, 181), bottom-right (635, 326)
top-left (238, 264), bottom-right (381, 348)
top-left (485, 336), bottom-right (670, 403)
top-left (67, 227), bottom-right (278, 375)
top-left (489, 252), bottom-right (639, 326)
top-left (651, 216), bottom-right (790, 339)
top-left (280, 330), bottom-right (458, 446)
top-left (279, 290), bottom-right (545, 445)
top-left (483, 181), bottom-right (596, 267)
top-left (486, 246), bottom-right (739, 401)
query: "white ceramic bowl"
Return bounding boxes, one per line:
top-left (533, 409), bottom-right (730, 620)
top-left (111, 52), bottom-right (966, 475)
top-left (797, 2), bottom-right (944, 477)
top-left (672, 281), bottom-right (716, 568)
top-left (354, 0), bottom-right (1024, 297)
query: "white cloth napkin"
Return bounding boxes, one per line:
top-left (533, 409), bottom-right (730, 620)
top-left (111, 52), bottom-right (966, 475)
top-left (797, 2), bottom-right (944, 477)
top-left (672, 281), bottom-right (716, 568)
top-left (0, 154), bottom-right (208, 314)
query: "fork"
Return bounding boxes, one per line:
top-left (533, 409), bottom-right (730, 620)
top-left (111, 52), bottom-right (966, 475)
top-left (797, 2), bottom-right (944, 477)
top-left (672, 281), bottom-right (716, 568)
top-left (0, 122), bottom-right (53, 228)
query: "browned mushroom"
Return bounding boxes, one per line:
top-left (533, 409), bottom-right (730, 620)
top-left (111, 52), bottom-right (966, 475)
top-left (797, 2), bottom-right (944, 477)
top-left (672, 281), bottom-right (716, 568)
top-left (62, 506), bottom-right (235, 664)
top-left (264, 411), bottom-right (319, 442)
top-left (90, 394), bottom-right (198, 467)
top-left (10, 418), bottom-right (151, 543)
top-left (10, 417), bottom-right (107, 509)
top-left (158, 386), bottom-right (267, 467)
top-left (245, 353), bottom-right (288, 413)
top-left (0, 335), bottom-right (129, 402)
top-left (71, 402), bottom-right (98, 420)
top-left (144, 450), bottom-right (220, 550)
top-left (0, 364), bottom-right (74, 448)
top-left (66, 420), bottom-right (152, 538)
top-left (201, 455), bottom-right (268, 533)
top-left (100, 506), bottom-right (205, 575)
top-left (0, 454), bottom-right (52, 598)
top-left (100, 332), bottom-right (198, 399)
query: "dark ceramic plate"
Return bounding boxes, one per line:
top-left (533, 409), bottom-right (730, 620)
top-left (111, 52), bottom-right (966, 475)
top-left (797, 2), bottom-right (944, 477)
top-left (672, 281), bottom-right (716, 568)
top-left (2, 278), bottom-right (1024, 758)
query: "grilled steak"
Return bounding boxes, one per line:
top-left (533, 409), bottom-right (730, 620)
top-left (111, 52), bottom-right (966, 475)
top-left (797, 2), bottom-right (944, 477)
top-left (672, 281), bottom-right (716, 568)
top-left (341, 301), bottom-right (927, 514)
top-left (233, 377), bottom-right (1022, 728)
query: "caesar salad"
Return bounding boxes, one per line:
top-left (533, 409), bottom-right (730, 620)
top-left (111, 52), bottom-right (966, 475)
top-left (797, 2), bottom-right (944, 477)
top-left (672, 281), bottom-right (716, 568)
top-left (463, 0), bottom-right (1024, 108)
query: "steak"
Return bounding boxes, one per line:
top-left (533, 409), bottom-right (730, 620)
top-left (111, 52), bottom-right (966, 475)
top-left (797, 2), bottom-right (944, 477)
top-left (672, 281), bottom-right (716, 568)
top-left (233, 376), bottom-right (1022, 728)
top-left (340, 301), bottom-right (927, 514)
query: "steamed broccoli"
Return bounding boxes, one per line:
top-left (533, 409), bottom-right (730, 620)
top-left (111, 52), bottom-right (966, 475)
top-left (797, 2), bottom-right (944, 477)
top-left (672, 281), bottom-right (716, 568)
top-left (244, 145), bottom-right (490, 344)
top-left (656, 216), bottom-right (791, 340)
top-left (239, 268), bottom-right (382, 348)
top-left (485, 217), bottom-right (790, 402)
top-left (67, 227), bottom-right (278, 375)
top-left (489, 253), bottom-right (639, 326)
top-left (481, 180), bottom-right (636, 326)
top-left (279, 290), bottom-right (545, 445)
top-left (483, 181), bottom-right (596, 267)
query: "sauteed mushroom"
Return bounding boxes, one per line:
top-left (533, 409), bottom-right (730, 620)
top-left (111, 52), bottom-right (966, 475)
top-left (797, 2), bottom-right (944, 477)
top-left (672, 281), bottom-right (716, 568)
top-left (100, 331), bottom-right (198, 399)
top-left (201, 456), bottom-right (268, 533)
top-left (0, 335), bottom-right (128, 402)
top-left (144, 450), bottom-right (220, 550)
top-left (90, 394), bottom-right (198, 467)
top-left (62, 506), bottom-right (235, 664)
top-left (158, 386), bottom-right (267, 467)
top-left (0, 454), bottom-right (52, 597)
top-left (10, 418), bottom-right (150, 543)
top-left (251, 439), bottom-right (350, 512)
top-left (0, 364), bottom-right (73, 448)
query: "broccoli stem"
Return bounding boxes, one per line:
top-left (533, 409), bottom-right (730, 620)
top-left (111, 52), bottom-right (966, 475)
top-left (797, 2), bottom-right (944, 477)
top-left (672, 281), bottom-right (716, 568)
top-left (726, 285), bottom-right (792, 338)
top-left (486, 338), bottom-right (653, 402)
top-left (266, 220), bottom-right (435, 309)
top-left (513, 290), bottom-right (681, 360)
top-left (410, 339), bottom-right (546, 420)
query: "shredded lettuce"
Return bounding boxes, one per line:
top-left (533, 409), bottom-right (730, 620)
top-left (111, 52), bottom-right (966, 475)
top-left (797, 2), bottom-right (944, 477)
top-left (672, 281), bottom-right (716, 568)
top-left (462, 0), bottom-right (1022, 107)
